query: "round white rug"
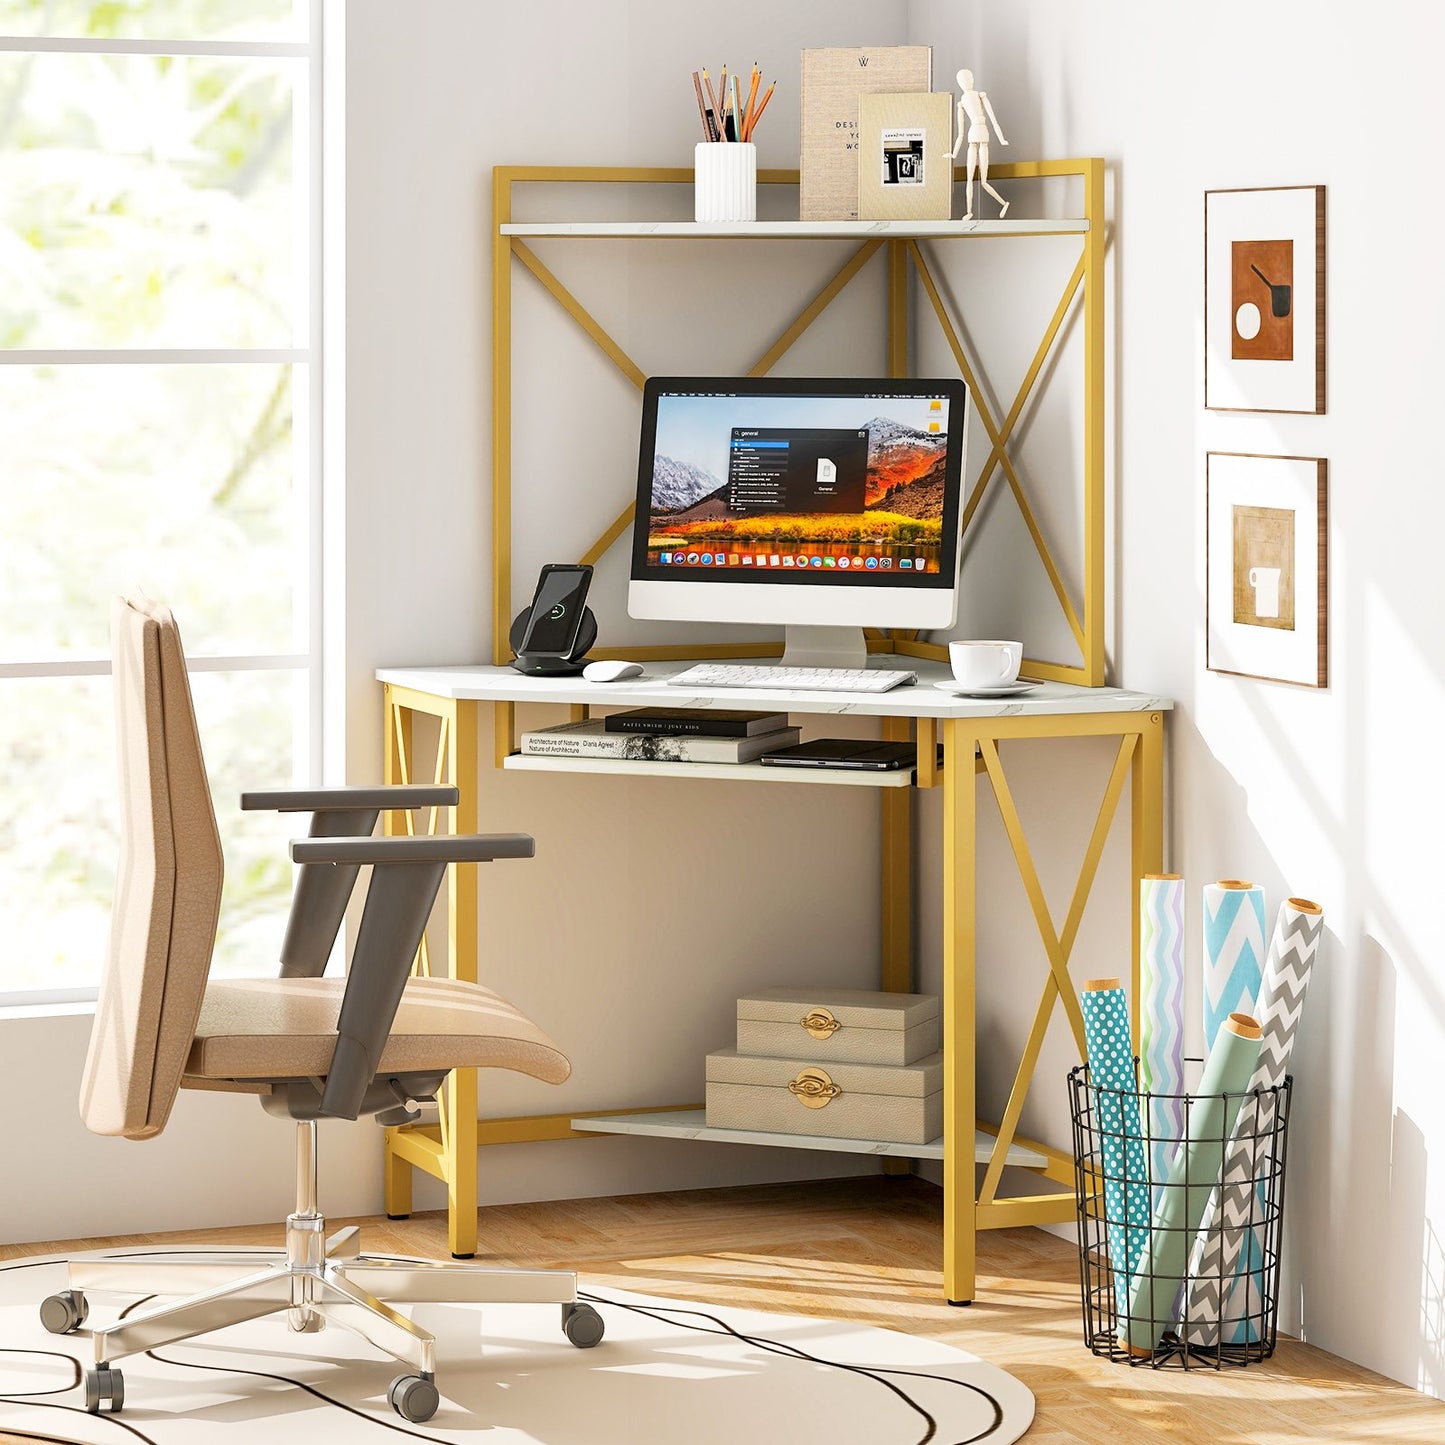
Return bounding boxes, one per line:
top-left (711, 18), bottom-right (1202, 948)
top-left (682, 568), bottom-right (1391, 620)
top-left (0, 1249), bottom-right (1034, 1444)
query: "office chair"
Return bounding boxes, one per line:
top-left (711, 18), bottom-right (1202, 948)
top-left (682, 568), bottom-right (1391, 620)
top-left (39, 597), bottom-right (601, 1424)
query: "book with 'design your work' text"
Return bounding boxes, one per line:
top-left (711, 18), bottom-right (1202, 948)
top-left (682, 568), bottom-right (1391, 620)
top-left (800, 45), bottom-right (933, 220)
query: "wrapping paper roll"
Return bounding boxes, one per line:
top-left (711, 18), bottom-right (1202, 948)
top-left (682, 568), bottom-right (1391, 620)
top-left (1202, 881), bottom-right (1266, 1050)
top-left (1125, 1012), bottom-right (1263, 1355)
top-left (1139, 874), bottom-right (1186, 1197)
top-left (1081, 979), bottom-right (1151, 1315)
top-left (1186, 898), bottom-right (1324, 1346)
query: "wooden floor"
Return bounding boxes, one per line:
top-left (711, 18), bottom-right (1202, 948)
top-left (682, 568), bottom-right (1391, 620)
top-left (5, 1175), bottom-right (1443, 1444)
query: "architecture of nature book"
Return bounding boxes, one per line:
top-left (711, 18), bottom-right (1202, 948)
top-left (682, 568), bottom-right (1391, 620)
top-left (800, 45), bottom-right (933, 221)
top-left (603, 708), bottom-right (789, 737)
top-left (521, 719), bottom-right (799, 764)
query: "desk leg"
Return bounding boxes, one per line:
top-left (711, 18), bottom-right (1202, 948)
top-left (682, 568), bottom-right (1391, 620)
top-left (382, 689), bottom-right (415, 1220)
top-left (1131, 711), bottom-right (1166, 1039)
top-left (941, 717), bottom-right (978, 1305)
top-left (444, 699), bottom-right (480, 1258)
top-left (881, 717), bottom-right (914, 1177)
top-left (880, 716), bottom-right (914, 990)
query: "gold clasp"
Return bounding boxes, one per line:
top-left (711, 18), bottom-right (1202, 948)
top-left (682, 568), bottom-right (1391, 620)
top-left (800, 1007), bottom-right (841, 1041)
top-left (788, 1067), bottom-right (841, 1109)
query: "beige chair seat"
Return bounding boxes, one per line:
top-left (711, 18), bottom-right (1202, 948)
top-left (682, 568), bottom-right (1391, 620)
top-left (186, 976), bottom-right (571, 1084)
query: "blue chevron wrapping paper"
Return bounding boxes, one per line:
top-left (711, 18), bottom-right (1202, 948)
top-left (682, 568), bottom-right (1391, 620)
top-left (1081, 980), bottom-right (1151, 1315)
top-left (1185, 898), bottom-right (1324, 1347)
top-left (1139, 874), bottom-right (1186, 1199)
top-left (1125, 1012), bottom-right (1263, 1355)
top-left (1202, 881), bottom-right (1266, 1051)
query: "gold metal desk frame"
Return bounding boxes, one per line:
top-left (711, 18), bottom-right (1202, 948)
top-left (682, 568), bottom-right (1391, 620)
top-left (380, 162), bottom-right (1166, 1305)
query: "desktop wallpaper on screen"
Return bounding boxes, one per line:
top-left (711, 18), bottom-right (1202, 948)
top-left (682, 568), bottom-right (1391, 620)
top-left (643, 392), bottom-right (953, 578)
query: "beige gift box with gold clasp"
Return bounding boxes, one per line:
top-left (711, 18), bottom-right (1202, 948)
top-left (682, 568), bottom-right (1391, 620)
top-left (735, 986), bottom-right (941, 1066)
top-left (705, 1047), bottom-right (943, 1146)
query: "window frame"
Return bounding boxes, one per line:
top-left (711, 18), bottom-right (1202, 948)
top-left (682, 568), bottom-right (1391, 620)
top-left (0, 5), bottom-right (325, 1007)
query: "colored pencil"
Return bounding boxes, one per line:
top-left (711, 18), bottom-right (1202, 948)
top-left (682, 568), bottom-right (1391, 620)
top-left (702, 68), bottom-right (722, 137)
top-left (691, 70), bottom-right (713, 142)
top-left (748, 80), bottom-right (775, 139)
top-left (743, 63), bottom-right (761, 135)
top-left (730, 73), bottom-right (741, 142)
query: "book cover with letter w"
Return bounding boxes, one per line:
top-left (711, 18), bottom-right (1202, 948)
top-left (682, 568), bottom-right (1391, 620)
top-left (800, 46), bottom-right (932, 220)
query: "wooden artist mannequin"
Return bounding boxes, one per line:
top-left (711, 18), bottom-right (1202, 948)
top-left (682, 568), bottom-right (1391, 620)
top-left (946, 68), bottom-right (1009, 219)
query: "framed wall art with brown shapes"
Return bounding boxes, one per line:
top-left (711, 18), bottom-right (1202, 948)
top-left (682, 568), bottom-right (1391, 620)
top-left (1206, 452), bottom-right (1328, 687)
top-left (1205, 186), bottom-right (1326, 413)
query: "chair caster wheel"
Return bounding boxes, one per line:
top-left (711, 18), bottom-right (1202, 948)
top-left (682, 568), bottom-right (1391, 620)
top-left (84, 1364), bottom-right (124, 1414)
top-left (40, 1289), bottom-right (88, 1335)
top-left (562, 1301), bottom-right (605, 1348)
top-left (388, 1372), bottom-right (439, 1423)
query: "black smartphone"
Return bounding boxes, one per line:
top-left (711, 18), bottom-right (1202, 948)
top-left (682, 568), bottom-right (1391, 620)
top-left (517, 563), bottom-right (593, 657)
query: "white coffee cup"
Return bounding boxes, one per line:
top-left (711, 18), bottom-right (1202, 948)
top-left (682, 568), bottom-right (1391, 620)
top-left (1248, 566), bottom-right (1281, 619)
top-left (949, 639), bottom-right (1024, 689)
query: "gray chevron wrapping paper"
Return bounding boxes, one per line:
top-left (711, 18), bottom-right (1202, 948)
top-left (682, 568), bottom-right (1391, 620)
top-left (1202, 881), bottom-right (1266, 1050)
top-left (1125, 1012), bottom-right (1262, 1356)
top-left (1139, 874), bottom-right (1186, 1200)
top-left (1184, 898), bottom-right (1324, 1347)
top-left (1081, 979), bottom-right (1151, 1315)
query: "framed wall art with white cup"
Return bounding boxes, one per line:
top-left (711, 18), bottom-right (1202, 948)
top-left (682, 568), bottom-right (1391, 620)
top-left (1205, 184), bottom-right (1325, 414)
top-left (1206, 451), bottom-right (1328, 688)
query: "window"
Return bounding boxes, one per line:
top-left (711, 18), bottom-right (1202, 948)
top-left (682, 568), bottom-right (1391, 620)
top-left (0, 1), bottom-right (320, 1002)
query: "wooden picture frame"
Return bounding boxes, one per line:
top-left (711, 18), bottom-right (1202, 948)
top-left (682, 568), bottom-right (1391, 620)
top-left (1205, 185), bottom-right (1326, 413)
top-left (1206, 452), bottom-right (1328, 687)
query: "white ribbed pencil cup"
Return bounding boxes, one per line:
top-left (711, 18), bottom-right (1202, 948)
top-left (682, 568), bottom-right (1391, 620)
top-left (694, 142), bottom-right (756, 222)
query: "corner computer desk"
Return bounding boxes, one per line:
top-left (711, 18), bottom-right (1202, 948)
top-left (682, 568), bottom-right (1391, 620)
top-left (375, 655), bottom-right (1170, 1304)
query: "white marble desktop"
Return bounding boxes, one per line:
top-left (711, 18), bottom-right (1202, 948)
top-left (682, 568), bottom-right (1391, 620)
top-left (376, 657), bottom-right (1171, 722)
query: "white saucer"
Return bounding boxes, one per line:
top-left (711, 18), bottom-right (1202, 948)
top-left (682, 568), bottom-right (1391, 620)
top-left (933, 680), bottom-right (1039, 698)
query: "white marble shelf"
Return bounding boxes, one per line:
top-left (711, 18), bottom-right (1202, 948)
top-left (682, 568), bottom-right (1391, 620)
top-left (502, 754), bottom-right (914, 787)
top-left (569, 1109), bottom-right (1050, 1166)
top-left (500, 219), bottom-right (1089, 240)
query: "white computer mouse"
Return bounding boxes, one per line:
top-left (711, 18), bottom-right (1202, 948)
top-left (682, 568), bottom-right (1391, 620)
top-left (582, 659), bottom-right (644, 683)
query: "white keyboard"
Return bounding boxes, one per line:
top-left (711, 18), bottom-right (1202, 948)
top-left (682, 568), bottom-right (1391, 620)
top-left (666, 663), bottom-right (918, 694)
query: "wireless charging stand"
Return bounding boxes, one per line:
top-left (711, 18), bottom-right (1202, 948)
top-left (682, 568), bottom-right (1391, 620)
top-left (507, 606), bottom-right (598, 676)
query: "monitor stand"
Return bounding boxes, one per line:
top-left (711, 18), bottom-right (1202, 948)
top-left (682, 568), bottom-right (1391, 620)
top-left (780, 624), bottom-right (868, 672)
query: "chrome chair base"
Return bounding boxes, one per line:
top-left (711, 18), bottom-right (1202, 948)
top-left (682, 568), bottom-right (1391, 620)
top-left (41, 1123), bottom-right (602, 1423)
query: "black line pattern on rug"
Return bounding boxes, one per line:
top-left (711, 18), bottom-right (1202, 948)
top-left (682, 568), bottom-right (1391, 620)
top-left (1, 1250), bottom-right (1012, 1445)
top-left (579, 1289), bottom-right (1006, 1445)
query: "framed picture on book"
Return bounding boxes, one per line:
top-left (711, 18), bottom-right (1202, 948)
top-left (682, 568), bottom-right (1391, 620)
top-left (1206, 451), bottom-right (1328, 688)
top-left (857, 92), bottom-right (953, 222)
top-left (1205, 185), bottom-right (1326, 413)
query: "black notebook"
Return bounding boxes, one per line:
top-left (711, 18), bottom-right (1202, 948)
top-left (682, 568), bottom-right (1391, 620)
top-left (604, 707), bottom-right (788, 738)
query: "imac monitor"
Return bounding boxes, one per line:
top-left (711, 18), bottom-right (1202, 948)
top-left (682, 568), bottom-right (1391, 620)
top-left (628, 376), bottom-right (969, 668)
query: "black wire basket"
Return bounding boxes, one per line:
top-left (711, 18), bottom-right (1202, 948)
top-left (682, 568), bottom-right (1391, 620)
top-left (1067, 1062), bottom-right (1292, 1368)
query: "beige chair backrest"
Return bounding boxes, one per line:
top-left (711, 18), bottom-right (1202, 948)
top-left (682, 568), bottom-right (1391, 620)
top-left (79, 598), bottom-right (224, 1139)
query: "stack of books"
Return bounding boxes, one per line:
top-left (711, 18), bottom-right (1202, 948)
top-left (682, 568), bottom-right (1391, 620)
top-left (519, 707), bottom-right (799, 764)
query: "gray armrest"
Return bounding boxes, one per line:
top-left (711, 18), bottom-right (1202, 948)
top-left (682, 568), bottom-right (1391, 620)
top-left (314, 834), bottom-right (535, 1121)
top-left (241, 785), bottom-right (458, 813)
top-left (291, 834), bottom-right (535, 866)
top-left (252, 787), bottom-right (460, 981)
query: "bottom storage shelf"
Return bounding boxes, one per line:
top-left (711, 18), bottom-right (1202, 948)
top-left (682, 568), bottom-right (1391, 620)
top-left (568, 1108), bottom-right (1050, 1167)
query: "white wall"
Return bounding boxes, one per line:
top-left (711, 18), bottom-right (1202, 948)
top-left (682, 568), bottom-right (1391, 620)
top-left (338, 0), bottom-right (925, 1218)
top-left (910, 0), bottom-right (1445, 1395)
